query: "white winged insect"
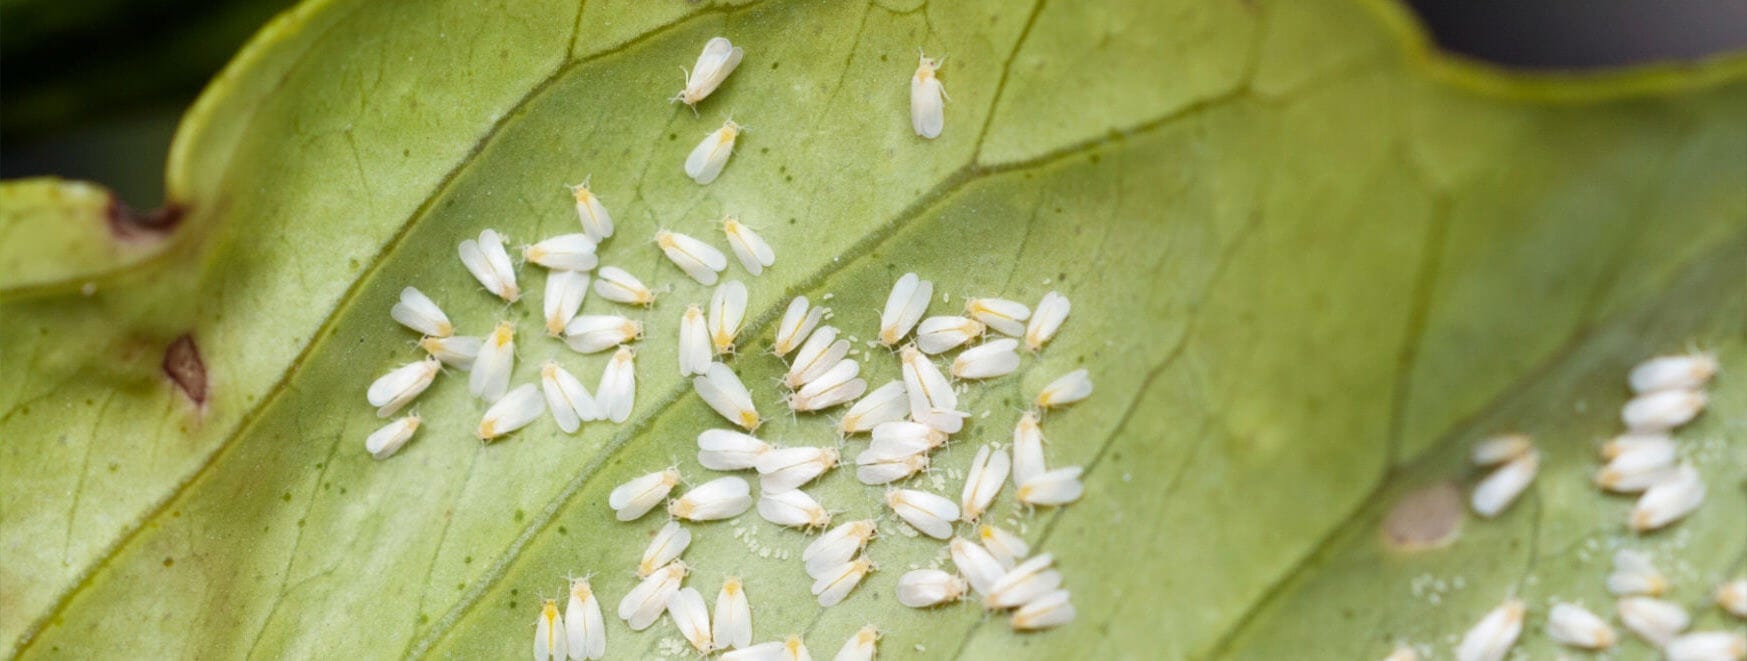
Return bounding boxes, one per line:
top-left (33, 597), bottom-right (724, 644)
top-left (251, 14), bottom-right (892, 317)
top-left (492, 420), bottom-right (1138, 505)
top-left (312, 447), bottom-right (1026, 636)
top-left (469, 321), bottom-right (515, 402)
top-left (709, 280), bottom-right (749, 354)
top-left (1664, 632), bottom-right (1747, 661)
top-left (713, 577), bottom-right (752, 651)
top-left (458, 229), bottom-right (519, 302)
top-left (960, 445), bottom-right (1011, 521)
top-left (367, 357), bottom-right (439, 418)
top-left (696, 428), bottom-right (771, 471)
top-left (786, 326), bottom-right (850, 389)
top-left (420, 334), bottom-right (481, 370)
top-left (722, 216), bottom-right (775, 276)
top-left (854, 450), bottom-right (928, 485)
top-left (568, 177), bottom-right (615, 242)
top-left (897, 569), bottom-right (968, 608)
top-left (593, 266), bottom-right (656, 306)
top-left (953, 338), bottom-right (1022, 380)
top-left (667, 587), bottom-right (714, 654)
top-left (804, 520), bottom-right (876, 578)
top-left (1594, 436), bottom-right (1677, 493)
top-left (772, 296), bottom-right (826, 357)
top-left (949, 537), bottom-right (1005, 596)
top-left (838, 380), bottom-right (908, 435)
top-left (879, 273), bottom-right (933, 346)
top-left (984, 553), bottom-right (1062, 609)
top-left (1455, 599), bottom-right (1526, 661)
top-left (1621, 389), bottom-right (1707, 432)
top-left (812, 557), bottom-right (875, 607)
top-left (597, 347), bottom-right (637, 423)
top-left (1017, 466), bottom-right (1083, 507)
top-left (618, 561), bottom-right (687, 631)
top-left (900, 345), bottom-right (957, 420)
top-left (914, 315), bottom-right (986, 355)
top-left (668, 476), bottom-right (754, 521)
top-left (1471, 451), bottom-right (1538, 518)
top-left (695, 362), bottom-right (762, 431)
top-left (685, 119), bottom-right (743, 185)
top-left (657, 230), bottom-right (728, 285)
top-left (1011, 411), bottom-right (1047, 484)
top-left (638, 521), bottom-right (693, 578)
top-left (721, 635), bottom-right (809, 661)
top-left (1716, 579), bottom-right (1747, 618)
top-left (1618, 596), bottom-right (1690, 647)
top-left (1010, 590), bottom-right (1075, 631)
top-left (1546, 602), bottom-right (1617, 651)
top-left (835, 625), bottom-right (880, 661)
top-left (540, 361), bottom-right (601, 434)
top-left (757, 488), bottom-right (831, 530)
top-left (534, 598), bottom-right (567, 661)
top-left (965, 297), bottom-right (1030, 337)
top-left (1629, 464), bottom-right (1705, 532)
top-left (523, 233), bottom-right (599, 272)
top-left (866, 420), bottom-right (948, 459)
top-left (476, 383), bottom-right (545, 441)
top-left (789, 359), bottom-right (867, 412)
top-left (679, 305), bottom-right (712, 376)
top-left (391, 286), bottom-right (453, 337)
top-left (1628, 350), bottom-right (1719, 394)
top-left (565, 578), bottom-right (607, 660)
top-left (1024, 291), bottom-right (1071, 352)
top-left (674, 37), bottom-right (744, 110)
top-left (977, 524), bottom-right (1029, 568)
top-left (756, 446), bottom-right (839, 492)
top-left (365, 415), bottom-right (420, 460)
top-left (1035, 368), bottom-right (1093, 410)
top-left (563, 315), bottom-right (641, 354)
top-left (542, 270), bottom-right (590, 336)
top-left (910, 50), bottom-right (947, 139)
top-left (884, 488), bottom-right (958, 539)
top-left (1607, 549), bottom-right (1669, 597)
top-left (609, 467), bottom-right (681, 521)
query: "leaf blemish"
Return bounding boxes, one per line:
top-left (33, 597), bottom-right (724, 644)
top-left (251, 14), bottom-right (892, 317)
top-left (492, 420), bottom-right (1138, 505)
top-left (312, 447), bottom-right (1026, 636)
top-left (1381, 482), bottom-right (1464, 551)
top-left (161, 334), bottom-right (208, 406)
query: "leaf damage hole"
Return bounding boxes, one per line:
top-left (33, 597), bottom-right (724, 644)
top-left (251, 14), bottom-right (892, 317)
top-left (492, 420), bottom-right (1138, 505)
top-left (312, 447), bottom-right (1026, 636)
top-left (107, 195), bottom-right (185, 241)
top-left (1381, 481), bottom-right (1463, 551)
top-left (162, 334), bottom-right (208, 405)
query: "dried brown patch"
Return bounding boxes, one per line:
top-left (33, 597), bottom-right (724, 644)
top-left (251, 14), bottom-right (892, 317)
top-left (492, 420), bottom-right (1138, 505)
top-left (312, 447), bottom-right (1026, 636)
top-left (1381, 481), bottom-right (1464, 551)
top-left (163, 334), bottom-right (207, 405)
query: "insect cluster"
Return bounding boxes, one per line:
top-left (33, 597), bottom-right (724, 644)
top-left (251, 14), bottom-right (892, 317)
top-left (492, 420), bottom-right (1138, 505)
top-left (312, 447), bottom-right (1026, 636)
top-left (1389, 351), bottom-right (1743, 661)
top-left (359, 36), bottom-right (1082, 660)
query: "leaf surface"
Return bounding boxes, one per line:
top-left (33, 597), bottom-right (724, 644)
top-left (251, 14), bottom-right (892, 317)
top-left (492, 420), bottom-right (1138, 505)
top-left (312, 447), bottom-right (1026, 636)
top-left (2, 0), bottom-right (1743, 657)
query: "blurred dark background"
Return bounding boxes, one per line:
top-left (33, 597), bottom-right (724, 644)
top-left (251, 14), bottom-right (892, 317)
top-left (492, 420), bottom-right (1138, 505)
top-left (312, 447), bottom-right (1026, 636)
top-left (3, 0), bottom-right (1746, 208)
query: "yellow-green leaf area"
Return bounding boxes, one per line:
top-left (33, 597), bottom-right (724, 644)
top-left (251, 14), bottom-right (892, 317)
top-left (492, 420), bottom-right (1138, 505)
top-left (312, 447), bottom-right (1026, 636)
top-left (1, 0), bottom-right (1743, 658)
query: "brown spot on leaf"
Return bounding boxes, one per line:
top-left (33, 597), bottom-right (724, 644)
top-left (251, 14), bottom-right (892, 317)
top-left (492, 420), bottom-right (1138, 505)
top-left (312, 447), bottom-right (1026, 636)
top-left (163, 334), bottom-right (207, 405)
top-left (1381, 481), bottom-right (1464, 551)
top-left (106, 195), bottom-right (184, 241)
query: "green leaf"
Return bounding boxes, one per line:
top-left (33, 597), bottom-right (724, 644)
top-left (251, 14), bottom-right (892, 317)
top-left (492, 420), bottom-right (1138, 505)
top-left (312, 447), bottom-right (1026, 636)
top-left (3, 0), bottom-right (1743, 658)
